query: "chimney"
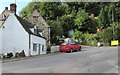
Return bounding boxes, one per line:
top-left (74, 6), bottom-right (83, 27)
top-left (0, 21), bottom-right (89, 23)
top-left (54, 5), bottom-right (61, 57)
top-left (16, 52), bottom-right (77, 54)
top-left (10, 3), bottom-right (17, 13)
top-left (5, 7), bottom-right (8, 10)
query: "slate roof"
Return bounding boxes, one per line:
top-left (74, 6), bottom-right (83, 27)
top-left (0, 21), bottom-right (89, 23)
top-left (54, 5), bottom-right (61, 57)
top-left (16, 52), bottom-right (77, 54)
top-left (0, 14), bottom-right (3, 20)
top-left (15, 14), bottom-right (46, 39)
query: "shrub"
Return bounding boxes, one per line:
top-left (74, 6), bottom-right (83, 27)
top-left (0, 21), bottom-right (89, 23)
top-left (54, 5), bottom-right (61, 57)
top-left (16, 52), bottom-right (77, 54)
top-left (81, 33), bottom-right (97, 46)
top-left (114, 25), bottom-right (120, 41)
top-left (47, 45), bottom-right (51, 54)
top-left (103, 27), bottom-right (113, 43)
top-left (96, 25), bottom-right (120, 46)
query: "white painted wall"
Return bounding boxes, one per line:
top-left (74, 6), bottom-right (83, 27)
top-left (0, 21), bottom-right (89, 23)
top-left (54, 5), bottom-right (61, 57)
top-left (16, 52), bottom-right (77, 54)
top-left (29, 28), bottom-right (34, 33)
top-left (2, 13), bottom-right (29, 56)
top-left (31, 35), bottom-right (46, 55)
top-left (0, 28), bottom-right (2, 54)
top-left (0, 13), bottom-right (46, 56)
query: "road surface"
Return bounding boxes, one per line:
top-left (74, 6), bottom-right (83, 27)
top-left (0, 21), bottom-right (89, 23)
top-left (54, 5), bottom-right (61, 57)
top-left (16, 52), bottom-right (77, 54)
top-left (2, 47), bottom-right (119, 73)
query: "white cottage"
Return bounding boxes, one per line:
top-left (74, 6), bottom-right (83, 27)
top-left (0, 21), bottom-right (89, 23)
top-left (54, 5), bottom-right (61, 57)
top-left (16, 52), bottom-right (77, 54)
top-left (0, 4), bottom-right (46, 56)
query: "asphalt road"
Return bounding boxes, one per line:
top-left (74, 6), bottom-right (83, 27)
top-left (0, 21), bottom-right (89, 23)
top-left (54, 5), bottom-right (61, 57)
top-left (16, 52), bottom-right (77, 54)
top-left (2, 47), bottom-right (119, 73)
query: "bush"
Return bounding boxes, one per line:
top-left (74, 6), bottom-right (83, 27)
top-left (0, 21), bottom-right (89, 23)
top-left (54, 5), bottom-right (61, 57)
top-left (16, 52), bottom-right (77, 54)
top-left (97, 25), bottom-right (120, 46)
top-left (81, 33), bottom-right (97, 46)
top-left (47, 45), bottom-right (51, 54)
top-left (103, 27), bottom-right (113, 43)
top-left (114, 25), bottom-right (120, 41)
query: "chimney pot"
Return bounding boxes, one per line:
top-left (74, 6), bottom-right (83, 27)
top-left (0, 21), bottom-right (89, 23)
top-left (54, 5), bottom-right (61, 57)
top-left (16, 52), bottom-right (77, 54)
top-left (10, 3), bottom-right (17, 13)
top-left (5, 7), bottom-right (8, 10)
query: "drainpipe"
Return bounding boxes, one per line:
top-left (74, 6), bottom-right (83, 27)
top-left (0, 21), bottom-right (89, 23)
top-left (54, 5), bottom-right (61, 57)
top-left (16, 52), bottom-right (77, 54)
top-left (29, 34), bottom-right (31, 56)
top-left (48, 27), bottom-right (50, 45)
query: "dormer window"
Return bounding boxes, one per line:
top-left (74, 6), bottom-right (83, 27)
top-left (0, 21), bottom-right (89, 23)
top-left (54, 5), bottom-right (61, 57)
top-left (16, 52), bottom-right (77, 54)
top-left (33, 16), bottom-right (39, 23)
top-left (34, 28), bottom-right (37, 34)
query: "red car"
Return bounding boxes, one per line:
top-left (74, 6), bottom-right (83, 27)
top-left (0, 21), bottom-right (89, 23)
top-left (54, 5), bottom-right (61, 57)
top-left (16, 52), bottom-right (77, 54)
top-left (59, 42), bottom-right (81, 52)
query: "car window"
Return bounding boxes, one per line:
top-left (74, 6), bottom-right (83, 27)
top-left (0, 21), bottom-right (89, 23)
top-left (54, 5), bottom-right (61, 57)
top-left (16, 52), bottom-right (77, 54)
top-left (70, 43), bottom-right (77, 45)
top-left (61, 43), bottom-right (68, 45)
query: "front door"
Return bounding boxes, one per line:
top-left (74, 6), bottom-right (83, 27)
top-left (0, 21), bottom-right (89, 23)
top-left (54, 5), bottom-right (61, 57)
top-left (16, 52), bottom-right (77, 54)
top-left (38, 44), bottom-right (41, 55)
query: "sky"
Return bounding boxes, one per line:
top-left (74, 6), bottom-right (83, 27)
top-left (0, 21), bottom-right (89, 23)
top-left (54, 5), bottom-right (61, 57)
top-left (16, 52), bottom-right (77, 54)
top-left (0, 0), bottom-right (32, 15)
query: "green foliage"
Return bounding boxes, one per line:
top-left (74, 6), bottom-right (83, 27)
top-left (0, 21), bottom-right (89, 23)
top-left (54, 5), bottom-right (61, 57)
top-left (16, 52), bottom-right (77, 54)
top-left (98, 3), bottom-right (119, 29)
top-left (97, 24), bottom-right (120, 44)
top-left (47, 44), bottom-right (51, 53)
top-left (75, 9), bottom-right (97, 33)
top-left (38, 2), bottom-right (65, 20)
top-left (81, 33), bottom-right (97, 46)
top-left (96, 31), bottom-right (103, 42)
top-left (19, 2), bottom-right (120, 45)
top-left (19, 2), bottom-right (34, 18)
top-left (60, 14), bottom-right (75, 37)
top-left (102, 27), bottom-right (113, 42)
top-left (48, 20), bottom-right (63, 37)
top-left (114, 25), bottom-right (120, 41)
top-left (73, 30), bottom-right (82, 39)
top-left (74, 8), bottom-right (89, 29)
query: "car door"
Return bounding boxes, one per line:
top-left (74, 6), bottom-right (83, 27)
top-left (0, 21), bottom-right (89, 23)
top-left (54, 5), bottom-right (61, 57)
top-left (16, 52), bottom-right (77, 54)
top-left (69, 43), bottom-right (76, 50)
top-left (75, 44), bottom-right (79, 50)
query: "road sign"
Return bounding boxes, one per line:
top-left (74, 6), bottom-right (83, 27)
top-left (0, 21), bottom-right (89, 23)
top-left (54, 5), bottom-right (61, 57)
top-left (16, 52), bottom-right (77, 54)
top-left (111, 40), bottom-right (119, 46)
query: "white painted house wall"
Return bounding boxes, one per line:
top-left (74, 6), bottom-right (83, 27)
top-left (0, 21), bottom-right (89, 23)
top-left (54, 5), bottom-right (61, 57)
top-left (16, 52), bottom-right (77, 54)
top-left (2, 13), bottom-right (29, 56)
top-left (30, 28), bottom-right (34, 33)
top-left (0, 28), bottom-right (2, 54)
top-left (31, 35), bottom-right (46, 55)
top-left (0, 13), bottom-right (46, 56)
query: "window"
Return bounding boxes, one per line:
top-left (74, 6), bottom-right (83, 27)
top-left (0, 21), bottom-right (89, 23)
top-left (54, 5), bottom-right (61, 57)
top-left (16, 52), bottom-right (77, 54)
top-left (34, 29), bottom-right (37, 34)
top-left (70, 43), bottom-right (76, 45)
top-left (33, 44), bottom-right (37, 51)
top-left (38, 44), bottom-right (41, 54)
top-left (33, 16), bottom-right (39, 22)
top-left (61, 43), bottom-right (68, 45)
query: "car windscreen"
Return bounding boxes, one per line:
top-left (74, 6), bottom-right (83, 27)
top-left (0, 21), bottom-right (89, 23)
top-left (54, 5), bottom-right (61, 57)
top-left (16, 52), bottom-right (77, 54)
top-left (61, 43), bottom-right (68, 45)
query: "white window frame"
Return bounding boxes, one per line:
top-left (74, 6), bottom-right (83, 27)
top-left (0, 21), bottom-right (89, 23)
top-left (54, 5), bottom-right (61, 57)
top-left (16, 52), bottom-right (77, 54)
top-left (33, 44), bottom-right (37, 51)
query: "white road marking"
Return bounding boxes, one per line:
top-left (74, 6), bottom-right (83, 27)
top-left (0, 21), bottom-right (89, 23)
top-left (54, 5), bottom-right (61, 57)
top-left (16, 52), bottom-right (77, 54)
top-left (90, 54), bottom-right (100, 57)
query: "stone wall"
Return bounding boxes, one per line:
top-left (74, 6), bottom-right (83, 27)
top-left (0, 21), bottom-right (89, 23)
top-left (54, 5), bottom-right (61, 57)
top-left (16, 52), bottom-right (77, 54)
top-left (51, 46), bottom-right (59, 53)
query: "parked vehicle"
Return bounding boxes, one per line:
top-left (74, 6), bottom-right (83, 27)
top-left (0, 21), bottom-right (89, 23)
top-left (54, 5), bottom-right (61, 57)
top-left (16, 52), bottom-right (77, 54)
top-left (118, 42), bottom-right (120, 46)
top-left (59, 42), bottom-right (81, 53)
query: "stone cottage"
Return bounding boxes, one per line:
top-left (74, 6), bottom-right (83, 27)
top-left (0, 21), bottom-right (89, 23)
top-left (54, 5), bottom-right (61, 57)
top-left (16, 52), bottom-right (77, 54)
top-left (26, 3), bottom-right (50, 45)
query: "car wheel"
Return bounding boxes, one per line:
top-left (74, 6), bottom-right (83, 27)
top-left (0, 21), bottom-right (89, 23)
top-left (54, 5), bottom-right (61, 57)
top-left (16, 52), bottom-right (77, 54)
top-left (70, 49), bottom-right (73, 53)
top-left (60, 51), bottom-right (63, 52)
top-left (79, 47), bottom-right (81, 51)
top-left (60, 50), bottom-right (63, 52)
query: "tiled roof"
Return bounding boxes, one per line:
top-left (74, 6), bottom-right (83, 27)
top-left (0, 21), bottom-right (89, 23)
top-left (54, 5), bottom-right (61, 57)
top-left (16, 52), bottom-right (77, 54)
top-left (15, 14), bottom-right (46, 39)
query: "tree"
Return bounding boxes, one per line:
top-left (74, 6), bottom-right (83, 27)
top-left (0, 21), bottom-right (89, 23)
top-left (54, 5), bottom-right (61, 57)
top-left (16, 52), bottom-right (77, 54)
top-left (60, 14), bottom-right (75, 37)
top-left (73, 30), bottom-right (83, 39)
top-left (98, 3), bottom-right (119, 29)
top-left (19, 2), bottom-right (120, 44)
top-left (47, 20), bottom-right (63, 43)
top-left (19, 2), bottom-right (34, 18)
top-left (114, 25), bottom-right (120, 41)
top-left (75, 8), bottom-right (89, 28)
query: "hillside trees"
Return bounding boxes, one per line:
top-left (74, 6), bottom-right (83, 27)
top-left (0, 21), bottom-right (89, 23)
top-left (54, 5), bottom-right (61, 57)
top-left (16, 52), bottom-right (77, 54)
top-left (19, 2), bottom-right (120, 45)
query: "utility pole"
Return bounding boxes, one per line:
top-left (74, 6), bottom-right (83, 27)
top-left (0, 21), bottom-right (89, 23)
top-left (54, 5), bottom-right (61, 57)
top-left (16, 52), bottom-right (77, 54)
top-left (57, 16), bottom-right (59, 21)
top-left (112, 4), bottom-right (115, 40)
top-left (15, 0), bottom-right (16, 4)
